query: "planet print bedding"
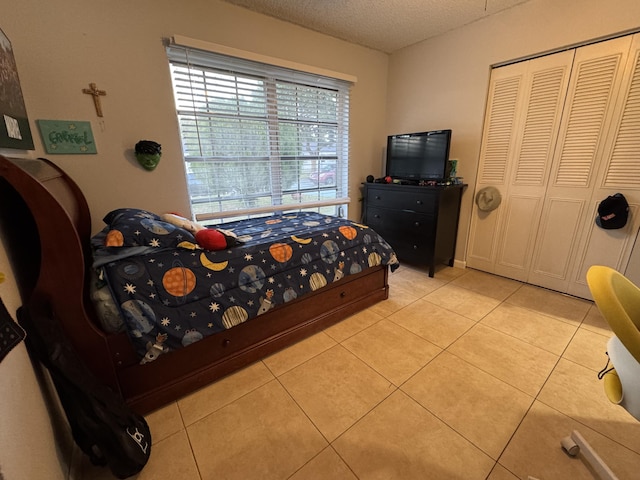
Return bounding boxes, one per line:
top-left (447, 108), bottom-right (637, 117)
top-left (91, 210), bottom-right (399, 362)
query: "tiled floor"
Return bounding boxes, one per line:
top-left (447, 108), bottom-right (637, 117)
top-left (81, 265), bottom-right (640, 479)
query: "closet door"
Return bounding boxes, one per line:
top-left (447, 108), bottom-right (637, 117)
top-left (528, 35), bottom-right (634, 293)
top-left (467, 51), bottom-right (574, 280)
top-left (466, 62), bottom-right (525, 274)
top-left (567, 33), bottom-right (640, 298)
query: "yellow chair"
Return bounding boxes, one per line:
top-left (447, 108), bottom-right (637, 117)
top-left (556, 265), bottom-right (640, 480)
top-left (587, 265), bottom-right (640, 421)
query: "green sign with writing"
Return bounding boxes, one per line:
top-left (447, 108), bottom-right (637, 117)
top-left (37, 119), bottom-right (97, 154)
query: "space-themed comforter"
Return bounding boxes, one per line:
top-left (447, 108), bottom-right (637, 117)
top-left (91, 210), bottom-right (399, 362)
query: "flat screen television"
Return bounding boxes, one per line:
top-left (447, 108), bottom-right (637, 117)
top-left (385, 129), bottom-right (451, 181)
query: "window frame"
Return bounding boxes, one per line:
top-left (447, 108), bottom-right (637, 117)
top-left (166, 37), bottom-right (354, 224)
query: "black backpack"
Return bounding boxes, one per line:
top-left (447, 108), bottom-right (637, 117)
top-left (18, 305), bottom-right (151, 478)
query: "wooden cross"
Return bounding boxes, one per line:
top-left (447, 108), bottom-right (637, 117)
top-left (82, 82), bottom-right (107, 117)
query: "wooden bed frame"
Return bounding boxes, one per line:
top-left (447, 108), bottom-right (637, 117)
top-left (0, 155), bottom-right (390, 414)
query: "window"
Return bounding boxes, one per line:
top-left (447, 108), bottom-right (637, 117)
top-left (166, 39), bottom-right (353, 224)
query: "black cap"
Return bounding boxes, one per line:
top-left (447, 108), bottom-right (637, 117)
top-left (595, 193), bottom-right (629, 229)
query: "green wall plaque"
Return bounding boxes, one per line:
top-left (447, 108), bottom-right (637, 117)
top-left (37, 119), bottom-right (97, 154)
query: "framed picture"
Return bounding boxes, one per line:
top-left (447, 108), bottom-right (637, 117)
top-left (0, 27), bottom-right (34, 150)
top-left (37, 120), bottom-right (97, 154)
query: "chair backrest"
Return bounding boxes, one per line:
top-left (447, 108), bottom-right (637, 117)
top-left (586, 265), bottom-right (640, 364)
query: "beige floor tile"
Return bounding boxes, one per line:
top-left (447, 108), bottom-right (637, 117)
top-left (581, 303), bottom-right (612, 335)
top-left (137, 429), bottom-right (200, 480)
top-left (341, 319), bottom-right (441, 385)
top-left (430, 265), bottom-right (467, 282)
top-left (178, 361), bottom-right (274, 426)
top-left (289, 446), bottom-right (358, 480)
top-left (562, 327), bottom-right (610, 371)
top-left (402, 351), bottom-right (533, 459)
top-left (486, 463), bottom-right (519, 479)
top-left (387, 298), bottom-right (475, 349)
top-left (145, 401), bottom-right (184, 444)
top-left (324, 307), bottom-right (385, 343)
top-left (368, 283), bottom-right (421, 317)
top-left (506, 284), bottom-right (592, 324)
top-left (333, 390), bottom-right (494, 480)
top-left (263, 330), bottom-right (337, 376)
top-left (388, 265), bottom-right (447, 297)
top-left (451, 268), bottom-right (523, 301)
top-left (480, 303), bottom-right (578, 355)
top-left (424, 283), bottom-right (502, 321)
top-left (188, 380), bottom-right (326, 480)
top-left (537, 358), bottom-right (640, 454)
top-left (278, 344), bottom-right (395, 442)
top-left (499, 400), bottom-right (640, 480)
top-left (448, 324), bottom-right (559, 396)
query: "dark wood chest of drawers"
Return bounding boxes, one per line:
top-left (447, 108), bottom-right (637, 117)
top-left (362, 183), bottom-right (465, 277)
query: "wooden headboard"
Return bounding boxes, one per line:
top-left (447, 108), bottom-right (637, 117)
top-left (0, 155), bottom-right (120, 391)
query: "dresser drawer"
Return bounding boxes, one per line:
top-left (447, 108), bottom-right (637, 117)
top-left (366, 187), bottom-right (437, 214)
top-left (366, 207), bottom-right (435, 237)
top-left (362, 182), bottom-right (464, 277)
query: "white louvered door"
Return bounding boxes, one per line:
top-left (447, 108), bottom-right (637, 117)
top-left (528, 35), bottom-right (633, 293)
top-left (493, 52), bottom-right (574, 281)
top-left (466, 62), bottom-right (526, 275)
top-left (567, 34), bottom-right (640, 298)
top-left (468, 33), bottom-right (640, 299)
top-left (467, 50), bottom-right (574, 281)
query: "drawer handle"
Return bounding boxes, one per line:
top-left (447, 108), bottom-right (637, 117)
top-left (414, 222), bottom-right (420, 227)
top-left (375, 195), bottom-right (381, 200)
top-left (413, 245), bottom-right (419, 250)
top-left (416, 200), bottom-right (423, 205)
top-left (222, 339), bottom-right (231, 347)
top-left (340, 291), bottom-right (347, 298)
top-left (374, 214), bottom-right (380, 219)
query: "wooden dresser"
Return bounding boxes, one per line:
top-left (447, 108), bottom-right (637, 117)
top-left (362, 182), bottom-right (465, 277)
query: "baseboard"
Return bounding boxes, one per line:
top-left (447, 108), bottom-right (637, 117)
top-left (453, 259), bottom-right (466, 270)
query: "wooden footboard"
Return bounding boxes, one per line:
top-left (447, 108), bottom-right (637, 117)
top-left (0, 155), bottom-right (390, 414)
top-left (118, 265), bottom-right (388, 413)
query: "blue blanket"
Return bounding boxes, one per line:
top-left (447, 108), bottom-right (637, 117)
top-left (93, 212), bottom-right (398, 360)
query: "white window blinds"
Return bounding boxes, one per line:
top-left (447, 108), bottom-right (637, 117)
top-left (166, 39), bottom-right (353, 223)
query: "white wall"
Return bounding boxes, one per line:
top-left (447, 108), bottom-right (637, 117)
top-left (0, 1), bottom-right (389, 477)
top-left (386, 0), bottom-right (640, 264)
top-left (3, 0), bottom-right (389, 233)
top-left (0, 227), bottom-right (73, 480)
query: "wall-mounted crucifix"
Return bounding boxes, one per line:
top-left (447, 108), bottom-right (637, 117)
top-left (82, 82), bottom-right (107, 117)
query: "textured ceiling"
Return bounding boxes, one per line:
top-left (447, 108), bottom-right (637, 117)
top-left (222, 0), bottom-right (531, 53)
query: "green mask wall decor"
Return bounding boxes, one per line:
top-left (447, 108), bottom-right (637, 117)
top-left (134, 140), bottom-right (162, 171)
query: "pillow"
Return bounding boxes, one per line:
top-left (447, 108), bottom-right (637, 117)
top-left (160, 213), bottom-right (205, 234)
top-left (103, 208), bottom-right (196, 248)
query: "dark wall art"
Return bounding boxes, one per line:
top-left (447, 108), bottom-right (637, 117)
top-left (0, 27), bottom-right (33, 150)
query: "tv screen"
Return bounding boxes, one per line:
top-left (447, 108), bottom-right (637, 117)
top-left (385, 129), bottom-right (451, 181)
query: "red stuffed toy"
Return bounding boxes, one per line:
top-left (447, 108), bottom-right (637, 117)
top-left (195, 228), bottom-right (238, 251)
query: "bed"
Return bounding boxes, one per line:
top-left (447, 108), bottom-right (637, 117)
top-left (0, 154), bottom-right (398, 414)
